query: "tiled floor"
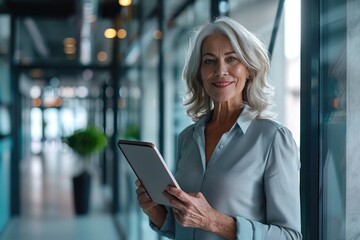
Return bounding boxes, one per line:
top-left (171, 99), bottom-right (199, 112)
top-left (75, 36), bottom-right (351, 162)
top-left (0, 140), bottom-right (120, 240)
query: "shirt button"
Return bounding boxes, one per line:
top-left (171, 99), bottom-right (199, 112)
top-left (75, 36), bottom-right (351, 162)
top-left (219, 144), bottom-right (224, 149)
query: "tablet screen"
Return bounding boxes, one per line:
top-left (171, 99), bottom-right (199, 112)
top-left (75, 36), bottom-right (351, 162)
top-left (117, 140), bottom-right (180, 206)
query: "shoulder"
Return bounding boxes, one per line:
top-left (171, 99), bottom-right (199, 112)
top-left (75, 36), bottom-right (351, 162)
top-left (250, 118), bottom-right (296, 144)
top-left (178, 113), bottom-right (208, 141)
top-left (178, 124), bottom-right (195, 142)
top-left (251, 118), bottom-right (288, 133)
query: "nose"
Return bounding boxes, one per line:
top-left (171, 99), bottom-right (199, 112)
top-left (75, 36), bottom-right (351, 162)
top-left (215, 60), bottom-right (228, 76)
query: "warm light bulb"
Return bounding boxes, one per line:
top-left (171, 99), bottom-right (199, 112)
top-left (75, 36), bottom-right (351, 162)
top-left (118, 0), bottom-right (131, 7)
top-left (97, 51), bottom-right (108, 62)
top-left (117, 29), bottom-right (127, 39)
top-left (104, 28), bottom-right (117, 38)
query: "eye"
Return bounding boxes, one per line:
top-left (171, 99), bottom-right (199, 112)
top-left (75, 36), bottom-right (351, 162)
top-left (203, 58), bottom-right (216, 64)
top-left (226, 56), bottom-right (238, 63)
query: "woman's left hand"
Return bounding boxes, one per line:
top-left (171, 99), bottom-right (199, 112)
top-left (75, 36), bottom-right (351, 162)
top-left (163, 186), bottom-right (214, 230)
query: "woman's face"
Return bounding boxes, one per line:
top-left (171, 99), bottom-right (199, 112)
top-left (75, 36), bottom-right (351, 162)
top-left (200, 33), bottom-right (249, 105)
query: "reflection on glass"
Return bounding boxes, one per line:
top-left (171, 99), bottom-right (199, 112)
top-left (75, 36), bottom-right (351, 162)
top-left (321, 0), bottom-right (347, 239)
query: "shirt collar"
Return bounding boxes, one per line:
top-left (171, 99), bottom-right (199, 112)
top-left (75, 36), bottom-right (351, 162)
top-left (236, 104), bottom-right (255, 134)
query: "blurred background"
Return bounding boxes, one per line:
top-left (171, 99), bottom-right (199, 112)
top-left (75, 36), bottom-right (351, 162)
top-left (0, 0), bottom-right (359, 239)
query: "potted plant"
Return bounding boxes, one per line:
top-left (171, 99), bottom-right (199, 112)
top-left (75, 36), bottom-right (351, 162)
top-left (63, 125), bottom-right (107, 215)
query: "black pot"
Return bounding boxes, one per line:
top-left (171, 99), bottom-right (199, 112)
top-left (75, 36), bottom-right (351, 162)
top-left (72, 171), bottom-right (91, 215)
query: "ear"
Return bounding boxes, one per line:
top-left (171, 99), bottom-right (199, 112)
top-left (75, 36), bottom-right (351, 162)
top-left (246, 69), bottom-right (251, 80)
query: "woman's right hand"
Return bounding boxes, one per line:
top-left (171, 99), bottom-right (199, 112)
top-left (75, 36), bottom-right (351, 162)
top-left (135, 179), bottom-right (158, 214)
top-left (135, 179), bottom-right (167, 228)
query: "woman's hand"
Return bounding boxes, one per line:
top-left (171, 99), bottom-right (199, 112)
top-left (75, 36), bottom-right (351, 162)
top-left (164, 186), bottom-right (236, 239)
top-left (135, 179), bottom-right (167, 228)
top-left (135, 179), bottom-right (158, 214)
top-left (164, 186), bottom-right (214, 230)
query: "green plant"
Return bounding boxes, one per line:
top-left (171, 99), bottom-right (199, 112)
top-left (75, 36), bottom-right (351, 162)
top-left (64, 125), bottom-right (107, 158)
top-left (122, 123), bottom-right (140, 140)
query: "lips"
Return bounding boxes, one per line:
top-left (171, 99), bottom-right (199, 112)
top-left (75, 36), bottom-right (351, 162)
top-left (212, 81), bottom-right (233, 88)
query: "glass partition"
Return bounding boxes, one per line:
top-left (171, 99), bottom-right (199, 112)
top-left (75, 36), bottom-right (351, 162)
top-left (301, 0), bottom-right (360, 238)
top-left (320, 0), bottom-right (360, 239)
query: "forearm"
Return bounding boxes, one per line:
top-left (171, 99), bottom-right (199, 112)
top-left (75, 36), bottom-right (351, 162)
top-left (206, 210), bottom-right (236, 240)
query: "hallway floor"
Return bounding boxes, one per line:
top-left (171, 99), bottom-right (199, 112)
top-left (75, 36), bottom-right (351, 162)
top-left (0, 140), bottom-right (120, 240)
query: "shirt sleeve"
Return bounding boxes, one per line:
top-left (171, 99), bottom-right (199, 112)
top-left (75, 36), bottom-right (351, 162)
top-left (149, 207), bottom-right (176, 239)
top-left (235, 126), bottom-right (302, 240)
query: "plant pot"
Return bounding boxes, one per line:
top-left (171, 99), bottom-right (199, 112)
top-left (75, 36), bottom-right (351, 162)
top-left (72, 171), bottom-right (91, 215)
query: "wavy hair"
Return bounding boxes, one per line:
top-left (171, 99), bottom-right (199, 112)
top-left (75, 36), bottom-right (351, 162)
top-left (182, 16), bottom-right (275, 121)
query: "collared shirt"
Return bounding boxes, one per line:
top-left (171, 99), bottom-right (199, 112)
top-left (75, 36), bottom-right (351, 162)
top-left (151, 105), bottom-right (302, 240)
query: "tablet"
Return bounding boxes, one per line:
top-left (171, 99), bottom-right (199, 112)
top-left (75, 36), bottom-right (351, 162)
top-left (117, 139), bottom-right (180, 206)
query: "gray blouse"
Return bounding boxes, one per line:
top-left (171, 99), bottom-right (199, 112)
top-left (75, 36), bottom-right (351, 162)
top-left (151, 105), bottom-right (302, 239)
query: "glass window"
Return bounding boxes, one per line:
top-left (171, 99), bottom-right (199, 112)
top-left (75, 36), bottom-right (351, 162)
top-left (320, 0), bottom-right (360, 239)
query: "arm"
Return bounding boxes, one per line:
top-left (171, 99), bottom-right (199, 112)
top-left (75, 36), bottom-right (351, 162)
top-left (234, 126), bottom-right (302, 239)
top-left (261, 126), bottom-right (302, 239)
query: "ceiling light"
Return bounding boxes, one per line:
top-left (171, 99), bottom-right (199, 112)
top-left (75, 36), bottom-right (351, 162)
top-left (97, 51), bottom-right (108, 62)
top-left (64, 45), bottom-right (76, 55)
top-left (119, 0), bottom-right (131, 7)
top-left (30, 86), bottom-right (42, 99)
top-left (30, 69), bottom-right (43, 78)
top-left (104, 28), bottom-right (117, 38)
top-left (117, 29), bottom-right (127, 39)
top-left (63, 38), bottom-right (76, 46)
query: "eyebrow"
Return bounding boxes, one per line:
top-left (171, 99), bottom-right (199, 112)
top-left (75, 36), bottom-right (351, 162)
top-left (202, 51), bottom-right (237, 57)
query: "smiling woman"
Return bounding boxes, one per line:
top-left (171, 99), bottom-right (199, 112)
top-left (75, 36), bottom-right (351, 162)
top-left (134, 16), bottom-right (302, 240)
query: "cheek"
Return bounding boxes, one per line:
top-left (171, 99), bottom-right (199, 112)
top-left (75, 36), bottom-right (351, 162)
top-left (200, 67), bottom-right (210, 80)
top-left (232, 67), bottom-right (248, 80)
top-left (232, 69), bottom-right (248, 90)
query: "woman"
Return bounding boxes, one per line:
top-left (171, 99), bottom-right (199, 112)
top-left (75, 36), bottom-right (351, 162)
top-left (136, 16), bottom-right (302, 240)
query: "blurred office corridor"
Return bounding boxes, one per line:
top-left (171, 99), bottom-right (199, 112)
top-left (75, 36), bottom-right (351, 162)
top-left (0, 140), bottom-right (119, 240)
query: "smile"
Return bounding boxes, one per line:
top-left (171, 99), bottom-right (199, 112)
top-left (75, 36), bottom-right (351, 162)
top-left (212, 81), bottom-right (233, 88)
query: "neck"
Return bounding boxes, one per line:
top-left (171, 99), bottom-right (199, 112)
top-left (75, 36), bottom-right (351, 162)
top-left (211, 102), bottom-right (244, 124)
